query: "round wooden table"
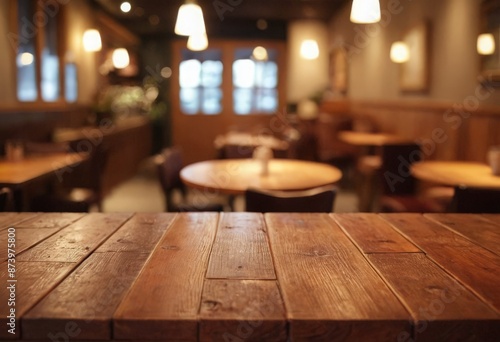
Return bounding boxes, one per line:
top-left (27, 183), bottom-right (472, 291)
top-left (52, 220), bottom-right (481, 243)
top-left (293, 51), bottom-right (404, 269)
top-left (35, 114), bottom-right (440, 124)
top-left (180, 159), bottom-right (343, 195)
top-left (411, 161), bottom-right (500, 188)
top-left (338, 131), bottom-right (413, 147)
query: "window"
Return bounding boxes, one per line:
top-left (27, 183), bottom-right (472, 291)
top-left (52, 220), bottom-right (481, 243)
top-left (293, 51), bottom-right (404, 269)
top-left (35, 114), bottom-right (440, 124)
top-left (13, 0), bottom-right (76, 103)
top-left (177, 42), bottom-right (282, 116)
top-left (232, 48), bottom-right (278, 115)
top-left (179, 49), bottom-right (223, 115)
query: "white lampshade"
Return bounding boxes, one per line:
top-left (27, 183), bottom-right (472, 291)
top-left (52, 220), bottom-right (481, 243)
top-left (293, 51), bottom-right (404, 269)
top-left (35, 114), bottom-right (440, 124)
top-left (300, 39), bottom-right (319, 60)
top-left (390, 41), bottom-right (410, 63)
top-left (82, 29), bottom-right (102, 52)
top-left (477, 33), bottom-right (495, 55)
top-left (187, 33), bottom-right (208, 51)
top-left (350, 0), bottom-right (381, 24)
top-left (112, 48), bottom-right (130, 69)
top-left (252, 46), bottom-right (268, 61)
top-left (175, 0), bottom-right (206, 36)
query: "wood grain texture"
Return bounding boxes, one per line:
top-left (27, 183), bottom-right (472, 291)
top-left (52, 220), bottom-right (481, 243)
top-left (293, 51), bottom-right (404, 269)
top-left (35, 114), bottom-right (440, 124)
top-left (368, 253), bottom-right (500, 342)
top-left (95, 213), bottom-right (177, 253)
top-left (22, 213), bottom-right (175, 340)
top-left (22, 252), bottom-right (151, 340)
top-left (426, 213), bottom-right (500, 256)
top-left (17, 213), bottom-right (131, 263)
top-left (199, 280), bottom-right (286, 342)
top-left (481, 214), bottom-right (500, 226)
top-left (0, 228), bottom-right (60, 261)
top-left (113, 213), bottom-right (219, 341)
top-left (14, 213), bottom-right (84, 228)
top-left (382, 214), bottom-right (500, 313)
top-left (265, 213), bottom-right (410, 341)
top-left (207, 213), bottom-right (275, 280)
top-left (0, 213), bottom-right (40, 230)
top-left (0, 261), bottom-right (75, 339)
top-left (333, 213), bottom-right (420, 254)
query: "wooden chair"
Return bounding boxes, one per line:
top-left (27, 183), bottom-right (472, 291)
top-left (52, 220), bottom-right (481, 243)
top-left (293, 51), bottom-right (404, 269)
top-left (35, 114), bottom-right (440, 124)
top-left (156, 147), bottom-right (224, 212)
top-left (449, 185), bottom-right (500, 213)
top-left (378, 144), bottom-right (442, 213)
top-left (245, 185), bottom-right (337, 213)
top-left (0, 188), bottom-right (12, 212)
top-left (31, 141), bottom-right (109, 212)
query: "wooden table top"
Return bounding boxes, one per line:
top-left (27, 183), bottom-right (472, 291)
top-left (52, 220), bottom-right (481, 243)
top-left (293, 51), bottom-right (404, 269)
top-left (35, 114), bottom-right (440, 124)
top-left (412, 161), bottom-right (500, 189)
top-left (0, 153), bottom-right (87, 187)
top-left (338, 131), bottom-right (412, 146)
top-left (0, 212), bottom-right (499, 341)
top-left (180, 159), bottom-right (343, 195)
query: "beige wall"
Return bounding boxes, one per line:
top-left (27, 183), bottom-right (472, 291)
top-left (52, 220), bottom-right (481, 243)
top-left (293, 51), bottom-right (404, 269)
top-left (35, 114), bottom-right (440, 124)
top-left (287, 20), bottom-right (330, 103)
top-left (328, 0), bottom-right (500, 105)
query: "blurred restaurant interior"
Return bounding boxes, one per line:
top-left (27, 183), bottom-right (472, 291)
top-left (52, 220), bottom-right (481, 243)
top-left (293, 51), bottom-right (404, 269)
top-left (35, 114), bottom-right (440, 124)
top-left (1, 0), bottom-right (500, 213)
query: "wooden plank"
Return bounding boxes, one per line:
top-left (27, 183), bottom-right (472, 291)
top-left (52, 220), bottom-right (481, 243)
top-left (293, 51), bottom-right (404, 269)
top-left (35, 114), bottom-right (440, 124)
top-left (207, 212), bottom-right (275, 280)
top-left (0, 261), bottom-right (75, 340)
top-left (199, 279), bottom-right (286, 342)
top-left (481, 214), bottom-right (500, 226)
top-left (14, 213), bottom-right (85, 228)
top-left (265, 213), bottom-right (411, 341)
top-left (0, 228), bottom-right (60, 261)
top-left (368, 253), bottom-right (500, 342)
top-left (382, 214), bottom-right (500, 313)
top-left (113, 213), bottom-right (219, 341)
top-left (22, 213), bottom-right (175, 340)
top-left (95, 212), bottom-right (177, 253)
top-left (0, 213), bottom-right (40, 230)
top-left (426, 213), bottom-right (500, 256)
top-left (333, 213), bottom-right (421, 254)
top-left (17, 213), bottom-right (132, 263)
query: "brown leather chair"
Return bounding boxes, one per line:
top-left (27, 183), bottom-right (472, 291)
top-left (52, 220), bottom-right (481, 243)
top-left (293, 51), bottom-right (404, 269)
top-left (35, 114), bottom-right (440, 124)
top-left (449, 185), bottom-right (500, 213)
top-left (245, 185), bottom-right (337, 213)
top-left (156, 147), bottom-right (224, 212)
top-left (378, 143), bottom-right (442, 213)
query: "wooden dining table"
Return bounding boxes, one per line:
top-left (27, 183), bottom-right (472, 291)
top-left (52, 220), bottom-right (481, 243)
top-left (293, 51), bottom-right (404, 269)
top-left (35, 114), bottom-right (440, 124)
top-left (0, 212), bottom-right (499, 341)
top-left (338, 131), bottom-right (413, 148)
top-left (412, 161), bottom-right (500, 188)
top-left (0, 153), bottom-right (88, 210)
top-left (180, 159), bottom-right (343, 195)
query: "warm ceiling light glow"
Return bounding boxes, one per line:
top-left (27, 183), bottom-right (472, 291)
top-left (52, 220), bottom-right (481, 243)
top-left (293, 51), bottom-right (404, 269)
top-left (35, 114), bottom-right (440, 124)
top-left (83, 29), bottom-right (102, 52)
top-left (187, 33), bottom-right (208, 51)
top-left (390, 41), bottom-right (410, 63)
top-left (252, 46), bottom-right (268, 61)
top-left (477, 33), bottom-right (495, 55)
top-left (175, 0), bottom-right (206, 36)
top-left (300, 39), bottom-right (319, 60)
top-left (112, 48), bottom-right (130, 69)
top-left (350, 0), bottom-right (381, 24)
top-left (120, 2), bottom-right (131, 13)
top-left (17, 52), bottom-right (34, 66)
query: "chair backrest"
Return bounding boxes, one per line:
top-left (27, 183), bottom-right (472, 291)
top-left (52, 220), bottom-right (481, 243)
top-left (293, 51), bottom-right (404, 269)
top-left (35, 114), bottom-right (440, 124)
top-left (156, 147), bottom-right (186, 211)
top-left (0, 188), bottom-right (12, 212)
top-left (245, 185), bottom-right (337, 213)
top-left (380, 143), bottom-right (422, 195)
top-left (450, 185), bottom-right (500, 213)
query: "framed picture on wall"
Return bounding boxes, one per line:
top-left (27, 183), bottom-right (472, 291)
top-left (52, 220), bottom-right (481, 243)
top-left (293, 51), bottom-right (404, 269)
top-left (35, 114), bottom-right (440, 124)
top-left (330, 47), bottom-right (348, 94)
top-left (400, 21), bottom-right (430, 92)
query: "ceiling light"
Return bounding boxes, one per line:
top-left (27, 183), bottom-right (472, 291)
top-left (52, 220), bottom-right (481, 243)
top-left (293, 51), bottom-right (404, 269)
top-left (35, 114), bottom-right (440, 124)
top-left (120, 2), bottom-right (131, 13)
top-left (252, 46), bottom-right (268, 61)
top-left (350, 0), bottom-right (381, 24)
top-left (82, 29), bottom-right (102, 52)
top-left (187, 33), bottom-right (208, 51)
top-left (112, 48), bottom-right (130, 69)
top-left (300, 40), bottom-right (319, 60)
top-left (175, 0), bottom-right (206, 36)
top-left (390, 41), bottom-right (410, 63)
top-left (477, 33), bottom-right (495, 55)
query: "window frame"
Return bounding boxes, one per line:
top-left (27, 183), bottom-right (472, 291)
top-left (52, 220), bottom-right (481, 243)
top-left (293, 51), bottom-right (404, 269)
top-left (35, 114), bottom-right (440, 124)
top-left (173, 39), bottom-right (286, 117)
top-left (10, 0), bottom-right (69, 105)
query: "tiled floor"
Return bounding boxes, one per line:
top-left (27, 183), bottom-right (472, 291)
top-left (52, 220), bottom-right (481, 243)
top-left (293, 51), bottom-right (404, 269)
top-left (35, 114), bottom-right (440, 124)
top-left (102, 158), bottom-right (359, 213)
